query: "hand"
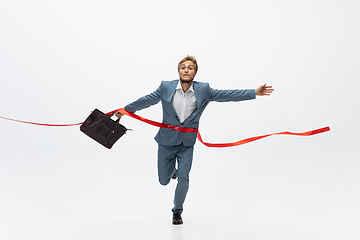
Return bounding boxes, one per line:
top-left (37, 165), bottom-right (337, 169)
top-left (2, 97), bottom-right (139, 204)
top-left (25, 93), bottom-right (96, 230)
top-left (115, 111), bottom-right (124, 118)
top-left (256, 84), bottom-right (274, 96)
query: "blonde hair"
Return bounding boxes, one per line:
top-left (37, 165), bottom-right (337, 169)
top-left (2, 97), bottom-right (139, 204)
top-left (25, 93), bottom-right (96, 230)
top-left (178, 55), bottom-right (198, 74)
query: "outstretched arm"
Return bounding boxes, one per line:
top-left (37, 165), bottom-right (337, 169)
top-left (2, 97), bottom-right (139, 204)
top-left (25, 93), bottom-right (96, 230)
top-left (256, 84), bottom-right (274, 96)
top-left (115, 87), bottom-right (161, 118)
top-left (208, 83), bottom-right (273, 102)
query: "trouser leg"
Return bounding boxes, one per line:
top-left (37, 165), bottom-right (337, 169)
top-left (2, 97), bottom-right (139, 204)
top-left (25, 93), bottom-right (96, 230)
top-left (172, 145), bottom-right (194, 214)
top-left (157, 144), bottom-right (194, 215)
top-left (157, 144), bottom-right (177, 186)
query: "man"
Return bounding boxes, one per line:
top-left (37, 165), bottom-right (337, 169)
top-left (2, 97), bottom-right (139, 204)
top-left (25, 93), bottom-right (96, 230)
top-left (116, 55), bottom-right (274, 225)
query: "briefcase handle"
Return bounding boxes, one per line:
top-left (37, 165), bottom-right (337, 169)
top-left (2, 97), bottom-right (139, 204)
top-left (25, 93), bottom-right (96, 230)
top-left (106, 112), bottom-right (121, 123)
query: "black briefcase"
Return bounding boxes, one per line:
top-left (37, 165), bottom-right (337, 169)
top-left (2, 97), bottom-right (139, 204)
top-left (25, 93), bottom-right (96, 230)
top-left (80, 109), bottom-right (129, 149)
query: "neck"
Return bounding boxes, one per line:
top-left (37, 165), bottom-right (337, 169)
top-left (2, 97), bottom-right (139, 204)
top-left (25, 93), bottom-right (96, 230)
top-left (180, 79), bottom-right (192, 92)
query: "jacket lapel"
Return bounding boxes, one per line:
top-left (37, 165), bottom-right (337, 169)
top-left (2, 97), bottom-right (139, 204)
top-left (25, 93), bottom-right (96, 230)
top-left (183, 81), bottom-right (201, 124)
top-left (167, 80), bottom-right (180, 119)
top-left (194, 81), bottom-right (201, 110)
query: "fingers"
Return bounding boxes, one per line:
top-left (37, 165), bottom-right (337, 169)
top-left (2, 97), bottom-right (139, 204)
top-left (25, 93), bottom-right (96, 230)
top-left (265, 89), bottom-right (274, 95)
top-left (260, 84), bottom-right (274, 96)
top-left (264, 84), bottom-right (274, 91)
top-left (256, 84), bottom-right (274, 96)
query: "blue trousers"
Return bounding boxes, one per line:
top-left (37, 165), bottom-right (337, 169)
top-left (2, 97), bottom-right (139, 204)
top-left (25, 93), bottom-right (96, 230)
top-left (157, 143), bottom-right (194, 214)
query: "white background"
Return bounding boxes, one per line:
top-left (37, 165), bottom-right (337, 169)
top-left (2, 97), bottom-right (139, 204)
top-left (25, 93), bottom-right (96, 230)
top-left (0, 0), bottom-right (359, 239)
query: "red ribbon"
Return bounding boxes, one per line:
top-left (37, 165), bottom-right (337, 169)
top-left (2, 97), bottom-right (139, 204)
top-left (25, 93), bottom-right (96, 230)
top-left (0, 115), bottom-right (83, 127)
top-left (1, 109), bottom-right (330, 148)
top-left (197, 126), bottom-right (330, 147)
top-left (113, 108), bottom-right (330, 148)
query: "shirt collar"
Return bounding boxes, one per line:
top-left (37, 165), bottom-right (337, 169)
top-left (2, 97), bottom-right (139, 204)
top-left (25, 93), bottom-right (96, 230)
top-left (176, 80), bottom-right (194, 93)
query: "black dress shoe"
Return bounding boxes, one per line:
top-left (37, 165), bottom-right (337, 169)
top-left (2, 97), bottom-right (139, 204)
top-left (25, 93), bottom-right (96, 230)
top-left (172, 168), bottom-right (178, 179)
top-left (172, 213), bottom-right (183, 225)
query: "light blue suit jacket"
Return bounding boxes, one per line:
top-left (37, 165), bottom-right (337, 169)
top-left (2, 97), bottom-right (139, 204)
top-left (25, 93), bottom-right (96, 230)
top-left (125, 80), bottom-right (256, 146)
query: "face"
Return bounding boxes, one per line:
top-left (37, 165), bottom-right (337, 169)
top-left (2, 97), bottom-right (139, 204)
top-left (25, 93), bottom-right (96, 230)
top-left (179, 60), bottom-right (196, 83)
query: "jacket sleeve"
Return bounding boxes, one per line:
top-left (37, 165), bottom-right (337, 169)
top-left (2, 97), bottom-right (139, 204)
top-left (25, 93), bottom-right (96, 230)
top-left (209, 87), bottom-right (256, 102)
top-left (124, 87), bottom-right (161, 113)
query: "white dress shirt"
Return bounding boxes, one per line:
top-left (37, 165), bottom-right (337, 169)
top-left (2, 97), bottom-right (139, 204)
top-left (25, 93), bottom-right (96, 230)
top-left (171, 81), bottom-right (197, 123)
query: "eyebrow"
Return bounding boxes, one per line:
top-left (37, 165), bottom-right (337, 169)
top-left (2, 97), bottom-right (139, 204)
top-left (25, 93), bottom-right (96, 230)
top-left (180, 64), bottom-right (194, 67)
